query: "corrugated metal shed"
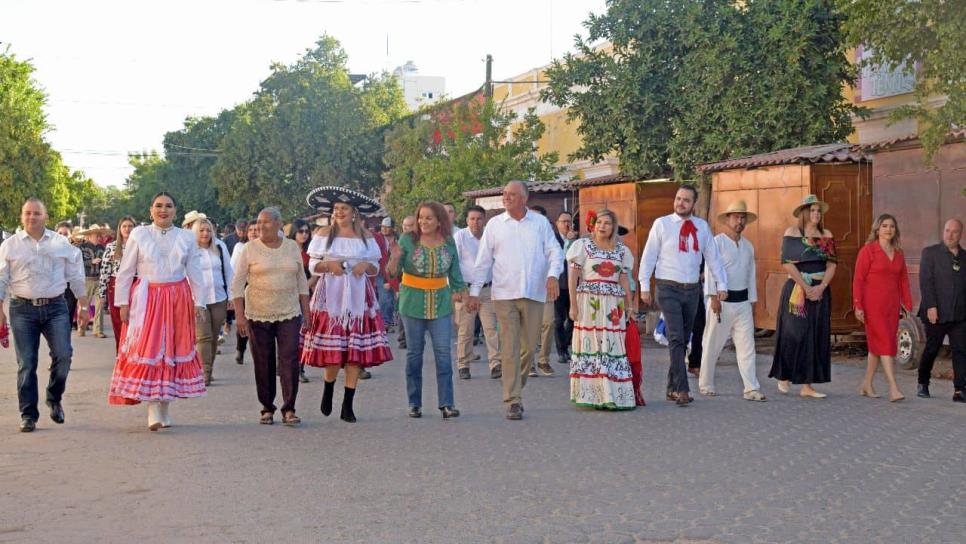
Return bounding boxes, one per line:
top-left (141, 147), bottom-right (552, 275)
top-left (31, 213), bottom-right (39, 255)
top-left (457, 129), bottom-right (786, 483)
top-left (697, 143), bottom-right (869, 173)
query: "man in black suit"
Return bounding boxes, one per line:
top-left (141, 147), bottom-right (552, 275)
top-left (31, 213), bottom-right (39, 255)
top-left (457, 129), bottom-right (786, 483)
top-left (917, 218), bottom-right (966, 402)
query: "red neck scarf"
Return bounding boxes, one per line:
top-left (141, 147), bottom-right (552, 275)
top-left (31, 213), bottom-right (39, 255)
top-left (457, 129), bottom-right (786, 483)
top-left (679, 219), bottom-right (699, 252)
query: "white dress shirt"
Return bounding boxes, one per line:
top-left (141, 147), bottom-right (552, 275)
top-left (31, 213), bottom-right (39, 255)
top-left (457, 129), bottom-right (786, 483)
top-left (704, 234), bottom-right (756, 302)
top-left (0, 229), bottom-right (85, 301)
top-left (470, 210), bottom-right (564, 302)
top-left (453, 227), bottom-right (490, 285)
top-left (198, 239), bottom-right (233, 304)
top-left (638, 213), bottom-right (728, 292)
top-left (114, 225), bottom-right (210, 307)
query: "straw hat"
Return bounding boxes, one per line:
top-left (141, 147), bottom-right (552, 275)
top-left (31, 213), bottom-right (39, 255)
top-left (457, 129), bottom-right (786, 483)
top-left (69, 226), bottom-right (85, 241)
top-left (314, 216), bottom-right (331, 227)
top-left (792, 194), bottom-right (830, 218)
top-left (182, 210), bottom-right (208, 228)
top-left (77, 223), bottom-right (113, 236)
top-left (716, 200), bottom-right (758, 224)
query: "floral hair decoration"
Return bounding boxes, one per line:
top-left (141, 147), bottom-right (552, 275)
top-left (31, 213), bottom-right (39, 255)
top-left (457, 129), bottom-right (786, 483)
top-left (586, 210), bottom-right (598, 232)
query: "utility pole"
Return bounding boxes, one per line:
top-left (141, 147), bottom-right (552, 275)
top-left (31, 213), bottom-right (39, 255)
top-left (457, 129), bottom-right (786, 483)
top-left (484, 54), bottom-right (493, 100)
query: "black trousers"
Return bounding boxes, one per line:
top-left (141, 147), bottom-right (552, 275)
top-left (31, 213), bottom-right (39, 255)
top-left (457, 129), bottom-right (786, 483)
top-left (553, 288), bottom-right (573, 362)
top-left (249, 317), bottom-right (301, 414)
top-left (656, 284), bottom-right (701, 393)
top-left (918, 319), bottom-right (966, 391)
top-left (688, 295), bottom-right (706, 369)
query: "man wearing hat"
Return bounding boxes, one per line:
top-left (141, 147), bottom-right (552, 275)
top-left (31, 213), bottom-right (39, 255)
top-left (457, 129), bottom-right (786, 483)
top-left (698, 201), bottom-right (765, 401)
top-left (77, 223), bottom-right (111, 338)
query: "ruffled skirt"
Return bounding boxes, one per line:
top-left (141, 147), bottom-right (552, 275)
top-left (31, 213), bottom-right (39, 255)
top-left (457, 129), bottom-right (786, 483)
top-left (108, 279), bottom-right (206, 405)
top-left (570, 292), bottom-right (636, 410)
top-left (301, 276), bottom-right (392, 367)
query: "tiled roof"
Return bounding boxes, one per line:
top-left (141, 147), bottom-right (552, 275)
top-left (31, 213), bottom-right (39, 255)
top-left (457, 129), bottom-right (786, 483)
top-left (696, 143), bottom-right (869, 173)
top-left (856, 128), bottom-right (966, 151)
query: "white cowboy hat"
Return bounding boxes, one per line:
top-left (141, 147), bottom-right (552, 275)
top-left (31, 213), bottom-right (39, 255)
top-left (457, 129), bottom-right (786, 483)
top-left (716, 200), bottom-right (758, 224)
top-left (792, 194), bottom-right (830, 218)
top-left (182, 210), bottom-right (208, 228)
top-left (77, 223), bottom-right (113, 236)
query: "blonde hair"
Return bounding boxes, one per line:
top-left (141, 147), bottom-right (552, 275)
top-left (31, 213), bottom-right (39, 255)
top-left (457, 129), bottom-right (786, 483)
top-left (867, 213), bottom-right (901, 248)
top-left (192, 218), bottom-right (217, 248)
top-left (593, 209), bottom-right (620, 244)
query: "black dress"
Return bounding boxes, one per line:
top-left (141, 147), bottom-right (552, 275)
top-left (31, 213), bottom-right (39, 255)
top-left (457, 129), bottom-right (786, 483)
top-left (769, 233), bottom-right (837, 384)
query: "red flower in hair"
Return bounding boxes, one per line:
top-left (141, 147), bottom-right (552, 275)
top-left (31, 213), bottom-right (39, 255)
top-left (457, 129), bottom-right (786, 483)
top-left (586, 210), bottom-right (598, 232)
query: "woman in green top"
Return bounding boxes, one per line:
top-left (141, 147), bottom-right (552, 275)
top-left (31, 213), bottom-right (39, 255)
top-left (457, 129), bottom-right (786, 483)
top-left (388, 201), bottom-right (466, 419)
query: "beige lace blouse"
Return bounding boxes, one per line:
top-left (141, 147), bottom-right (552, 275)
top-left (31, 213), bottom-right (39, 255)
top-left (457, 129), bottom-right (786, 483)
top-left (230, 238), bottom-right (309, 322)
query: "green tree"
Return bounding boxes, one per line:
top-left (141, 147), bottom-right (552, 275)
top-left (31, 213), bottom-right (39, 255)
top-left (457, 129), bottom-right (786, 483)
top-left (543, 0), bottom-right (859, 182)
top-left (839, 0), bottom-right (966, 163)
top-left (383, 97), bottom-right (562, 221)
top-left (212, 35), bottom-right (408, 218)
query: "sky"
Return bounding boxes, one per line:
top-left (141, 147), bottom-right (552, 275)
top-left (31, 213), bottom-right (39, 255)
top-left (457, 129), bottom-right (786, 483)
top-left (1, 0), bottom-right (606, 187)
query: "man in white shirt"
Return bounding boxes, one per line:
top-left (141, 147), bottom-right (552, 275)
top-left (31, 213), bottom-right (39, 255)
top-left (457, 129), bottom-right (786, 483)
top-left (639, 186), bottom-right (728, 406)
top-left (698, 201), bottom-right (765, 401)
top-left (468, 181), bottom-right (563, 420)
top-left (453, 205), bottom-right (501, 380)
top-left (0, 198), bottom-right (88, 432)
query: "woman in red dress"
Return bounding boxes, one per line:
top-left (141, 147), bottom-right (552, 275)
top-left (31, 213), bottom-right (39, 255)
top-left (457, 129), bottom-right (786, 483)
top-left (853, 213), bottom-right (912, 402)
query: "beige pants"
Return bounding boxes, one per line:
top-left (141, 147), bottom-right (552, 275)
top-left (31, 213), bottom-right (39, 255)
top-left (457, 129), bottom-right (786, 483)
top-left (195, 300), bottom-right (229, 383)
top-left (493, 298), bottom-right (544, 405)
top-left (455, 287), bottom-right (500, 370)
top-left (84, 277), bottom-right (104, 334)
top-left (538, 299), bottom-right (555, 365)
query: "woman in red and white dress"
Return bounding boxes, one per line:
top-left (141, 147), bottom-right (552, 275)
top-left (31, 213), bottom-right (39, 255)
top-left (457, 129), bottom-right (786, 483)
top-left (301, 186), bottom-right (392, 422)
top-left (109, 192), bottom-right (211, 431)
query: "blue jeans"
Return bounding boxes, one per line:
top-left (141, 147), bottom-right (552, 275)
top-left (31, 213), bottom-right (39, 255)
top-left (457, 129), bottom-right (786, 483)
top-left (8, 297), bottom-right (73, 420)
top-left (401, 315), bottom-right (455, 409)
top-left (377, 282), bottom-right (395, 326)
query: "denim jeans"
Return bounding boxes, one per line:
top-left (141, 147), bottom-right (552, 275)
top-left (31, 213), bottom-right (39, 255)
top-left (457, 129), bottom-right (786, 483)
top-left (401, 315), bottom-right (455, 409)
top-left (377, 282), bottom-right (395, 326)
top-left (8, 297), bottom-right (73, 420)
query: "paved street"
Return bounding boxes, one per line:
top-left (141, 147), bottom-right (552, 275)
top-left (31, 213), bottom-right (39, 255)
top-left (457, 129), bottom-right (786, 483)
top-left (1, 328), bottom-right (963, 544)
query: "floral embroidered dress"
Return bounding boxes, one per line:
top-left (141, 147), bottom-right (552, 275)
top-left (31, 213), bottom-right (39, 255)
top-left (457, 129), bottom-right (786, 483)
top-left (566, 238), bottom-right (636, 410)
top-left (300, 236), bottom-right (392, 367)
top-left (769, 232), bottom-right (837, 384)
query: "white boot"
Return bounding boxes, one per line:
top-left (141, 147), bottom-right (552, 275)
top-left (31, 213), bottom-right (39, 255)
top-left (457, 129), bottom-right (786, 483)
top-left (147, 402), bottom-right (162, 431)
top-left (159, 401), bottom-right (172, 428)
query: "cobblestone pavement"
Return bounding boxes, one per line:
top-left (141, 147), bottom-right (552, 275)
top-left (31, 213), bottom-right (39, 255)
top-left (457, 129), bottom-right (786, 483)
top-left (0, 328), bottom-right (963, 543)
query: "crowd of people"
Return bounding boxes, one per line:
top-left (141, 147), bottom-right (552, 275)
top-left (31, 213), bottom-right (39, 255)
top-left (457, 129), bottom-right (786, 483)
top-left (0, 183), bottom-right (963, 432)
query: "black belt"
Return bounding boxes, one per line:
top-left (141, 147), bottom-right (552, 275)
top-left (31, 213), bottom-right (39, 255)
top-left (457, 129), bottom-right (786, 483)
top-left (724, 289), bottom-right (748, 303)
top-left (12, 294), bottom-right (65, 306)
top-left (655, 278), bottom-right (700, 289)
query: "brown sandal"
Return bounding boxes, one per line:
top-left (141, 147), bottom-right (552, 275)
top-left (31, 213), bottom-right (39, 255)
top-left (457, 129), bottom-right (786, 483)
top-left (260, 412), bottom-right (274, 425)
top-left (282, 412), bottom-right (301, 426)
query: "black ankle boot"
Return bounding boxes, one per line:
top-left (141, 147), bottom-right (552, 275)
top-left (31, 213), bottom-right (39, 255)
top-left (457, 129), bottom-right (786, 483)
top-left (341, 387), bottom-right (356, 422)
top-left (321, 380), bottom-right (335, 416)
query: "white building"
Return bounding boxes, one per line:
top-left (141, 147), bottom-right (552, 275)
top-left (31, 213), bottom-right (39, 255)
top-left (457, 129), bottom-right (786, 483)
top-left (392, 61), bottom-right (445, 110)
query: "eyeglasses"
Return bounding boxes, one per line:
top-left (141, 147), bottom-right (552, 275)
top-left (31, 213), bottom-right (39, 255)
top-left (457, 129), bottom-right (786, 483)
top-left (297, 228), bottom-right (310, 234)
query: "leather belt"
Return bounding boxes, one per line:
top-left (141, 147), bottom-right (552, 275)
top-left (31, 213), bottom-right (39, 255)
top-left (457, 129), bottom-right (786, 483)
top-left (12, 294), bottom-right (65, 306)
top-left (655, 278), bottom-right (700, 289)
top-left (724, 289), bottom-right (748, 303)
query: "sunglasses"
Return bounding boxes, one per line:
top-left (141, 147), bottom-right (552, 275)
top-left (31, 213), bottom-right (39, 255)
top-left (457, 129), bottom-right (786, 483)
top-left (297, 228), bottom-right (310, 234)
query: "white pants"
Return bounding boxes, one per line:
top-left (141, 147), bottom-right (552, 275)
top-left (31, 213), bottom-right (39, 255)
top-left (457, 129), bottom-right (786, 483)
top-left (698, 300), bottom-right (760, 393)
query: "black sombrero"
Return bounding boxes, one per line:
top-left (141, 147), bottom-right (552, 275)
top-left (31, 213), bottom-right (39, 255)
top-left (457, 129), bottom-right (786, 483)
top-left (305, 186), bottom-right (384, 217)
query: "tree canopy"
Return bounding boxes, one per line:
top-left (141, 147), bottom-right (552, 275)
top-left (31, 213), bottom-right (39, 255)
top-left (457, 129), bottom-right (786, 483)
top-left (382, 96), bottom-right (563, 221)
top-left (542, 0), bottom-right (859, 181)
top-left (839, 0), bottom-right (966, 161)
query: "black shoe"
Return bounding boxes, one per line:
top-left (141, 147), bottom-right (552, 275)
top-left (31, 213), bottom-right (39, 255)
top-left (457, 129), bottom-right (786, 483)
top-left (358, 368), bottom-right (372, 380)
top-left (458, 367), bottom-right (471, 380)
top-left (341, 387), bottom-right (357, 422)
top-left (234, 352), bottom-right (244, 365)
top-left (440, 406), bottom-right (460, 419)
top-left (19, 418), bottom-right (36, 432)
top-left (505, 403), bottom-right (523, 420)
top-left (408, 406), bottom-right (422, 418)
top-left (490, 365), bottom-right (502, 379)
top-left (299, 372), bottom-right (310, 384)
top-left (321, 380), bottom-right (335, 416)
top-left (398, 341), bottom-right (407, 349)
top-left (47, 401), bottom-right (65, 424)
top-left (676, 395), bottom-right (691, 407)
top-left (917, 384), bottom-right (931, 398)
top-left (954, 390), bottom-right (965, 403)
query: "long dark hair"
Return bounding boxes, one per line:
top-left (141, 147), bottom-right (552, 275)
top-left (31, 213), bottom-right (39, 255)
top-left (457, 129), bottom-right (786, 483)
top-left (150, 191), bottom-right (178, 208)
top-left (410, 201), bottom-right (452, 244)
top-left (798, 205), bottom-right (826, 238)
top-left (288, 218), bottom-right (312, 252)
top-left (326, 203), bottom-right (370, 249)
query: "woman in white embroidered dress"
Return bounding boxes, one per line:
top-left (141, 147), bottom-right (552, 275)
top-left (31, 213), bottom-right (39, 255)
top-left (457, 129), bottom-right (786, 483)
top-left (567, 209), bottom-right (636, 410)
top-left (301, 192), bottom-right (392, 423)
top-left (108, 192), bottom-right (211, 431)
